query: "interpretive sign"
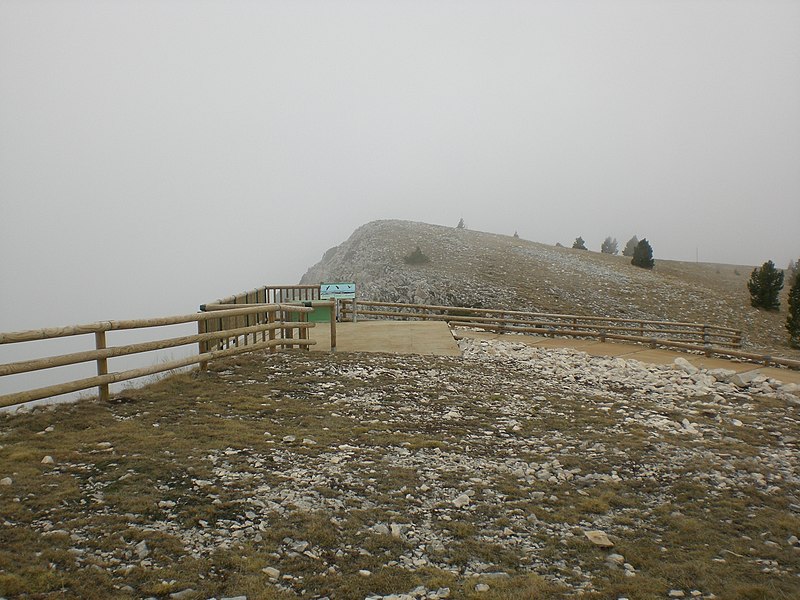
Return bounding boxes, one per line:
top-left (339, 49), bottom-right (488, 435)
top-left (320, 283), bottom-right (357, 322)
top-left (320, 283), bottom-right (356, 299)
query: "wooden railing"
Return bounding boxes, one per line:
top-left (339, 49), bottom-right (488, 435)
top-left (203, 284), bottom-right (336, 350)
top-left (340, 299), bottom-right (742, 345)
top-left (211, 284), bottom-right (321, 305)
top-left (200, 285), bottom-right (324, 352)
top-left (200, 300), bottom-right (337, 352)
top-left (0, 304), bottom-right (317, 409)
top-left (338, 299), bottom-right (798, 370)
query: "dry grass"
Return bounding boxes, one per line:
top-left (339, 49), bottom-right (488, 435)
top-left (1, 349), bottom-right (799, 599)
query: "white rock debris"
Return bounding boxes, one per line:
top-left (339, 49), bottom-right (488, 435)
top-left (17, 340), bottom-right (799, 598)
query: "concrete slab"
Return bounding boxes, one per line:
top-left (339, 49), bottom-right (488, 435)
top-left (309, 321), bottom-right (461, 357)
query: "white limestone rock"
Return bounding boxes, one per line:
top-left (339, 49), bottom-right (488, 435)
top-left (453, 494), bottom-right (471, 508)
top-left (674, 358), bottom-right (699, 375)
top-left (584, 530), bottom-right (614, 548)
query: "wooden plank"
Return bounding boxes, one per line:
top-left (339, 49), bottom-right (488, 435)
top-left (1, 304), bottom-right (314, 345)
top-left (0, 321), bottom-right (314, 376)
top-left (202, 303), bottom-right (314, 311)
top-left (0, 336), bottom-right (317, 409)
top-left (198, 319), bottom-right (208, 371)
top-left (330, 307), bottom-right (337, 352)
top-left (95, 331), bottom-right (109, 402)
top-left (268, 310), bottom-right (276, 353)
top-left (345, 299), bottom-right (742, 333)
top-left (349, 308), bottom-right (735, 344)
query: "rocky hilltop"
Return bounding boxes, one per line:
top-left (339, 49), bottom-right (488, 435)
top-left (301, 220), bottom-right (796, 358)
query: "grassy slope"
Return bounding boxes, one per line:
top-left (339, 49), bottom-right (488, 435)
top-left (305, 220), bottom-right (796, 359)
top-left (1, 351), bottom-right (798, 599)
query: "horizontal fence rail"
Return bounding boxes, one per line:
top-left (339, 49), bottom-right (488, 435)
top-left (0, 304), bottom-right (318, 409)
top-left (340, 299), bottom-right (798, 370)
top-left (340, 299), bottom-right (741, 344)
top-left (201, 285), bottom-right (329, 353)
top-left (210, 284), bottom-right (322, 306)
top-left (200, 300), bottom-right (336, 353)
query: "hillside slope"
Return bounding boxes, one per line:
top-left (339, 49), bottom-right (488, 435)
top-left (301, 220), bottom-right (797, 358)
top-left (3, 345), bottom-right (799, 598)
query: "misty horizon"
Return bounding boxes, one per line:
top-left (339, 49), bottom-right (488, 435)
top-left (2, 0), bottom-right (799, 333)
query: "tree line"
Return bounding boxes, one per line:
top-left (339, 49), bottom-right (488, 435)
top-left (456, 220), bottom-right (798, 348)
top-left (749, 259), bottom-right (800, 348)
top-left (572, 235), bottom-right (654, 269)
top-left (570, 233), bottom-right (799, 348)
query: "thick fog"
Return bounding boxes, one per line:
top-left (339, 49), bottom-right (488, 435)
top-left (2, 0), bottom-right (799, 336)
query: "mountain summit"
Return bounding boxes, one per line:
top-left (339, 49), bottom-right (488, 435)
top-left (301, 220), bottom-right (794, 356)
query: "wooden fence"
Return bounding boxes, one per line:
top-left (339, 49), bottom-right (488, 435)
top-left (0, 304), bottom-right (319, 409)
top-left (210, 284), bottom-right (321, 305)
top-left (200, 285), bottom-right (333, 352)
top-left (200, 300), bottom-right (337, 353)
top-left (339, 299), bottom-right (798, 370)
top-left (200, 285), bottom-right (323, 352)
top-left (340, 299), bottom-right (742, 344)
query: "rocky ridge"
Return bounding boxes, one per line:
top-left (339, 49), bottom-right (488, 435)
top-left (300, 220), bottom-right (798, 358)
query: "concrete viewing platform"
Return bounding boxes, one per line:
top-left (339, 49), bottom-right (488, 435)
top-left (305, 320), bottom-right (800, 385)
top-left (308, 320), bottom-right (462, 356)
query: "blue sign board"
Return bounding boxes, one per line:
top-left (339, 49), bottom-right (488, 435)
top-left (320, 283), bottom-right (356, 299)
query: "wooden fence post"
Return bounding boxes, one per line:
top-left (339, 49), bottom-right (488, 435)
top-left (330, 303), bottom-right (337, 352)
top-left (300, 309), bottom-right (309, 351)
top-left (282, 309), bottom-right (292, 349)
top-left (198, 320), bottom-right (208, 371)
top-left (95, 331), bottom-right (109, 402)
top-left (268, 310), bottom-right (276, 353)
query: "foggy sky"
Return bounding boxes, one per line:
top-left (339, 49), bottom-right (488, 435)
top-left (2, 0), bottom-right (799, 333)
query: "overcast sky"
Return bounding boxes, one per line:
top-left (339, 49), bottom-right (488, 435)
top-left (2, 0), bottom-right (799, 332)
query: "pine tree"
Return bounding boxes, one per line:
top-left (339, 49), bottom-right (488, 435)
top-left (788, 258), bottom-right (799, 282)
top-left (404, 245), bottom-right (430, 265)
top-left (456, 218), bottom-right (465, 229)
top-left (747, 260), bottom-right (784, 310)
top-left (622, 235), bottom-right (638, 257)
top-left (601, 236), bottom-right (618, 255)
top-left (572, 236), bottom-right (587, 250)
top-left (631, 239), bottom-right (654, 269)
top-left (787, 269), bottom-right (800, 348)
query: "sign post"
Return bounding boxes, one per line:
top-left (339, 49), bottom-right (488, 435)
top-left (320, 283), bottom-right (357, 322)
